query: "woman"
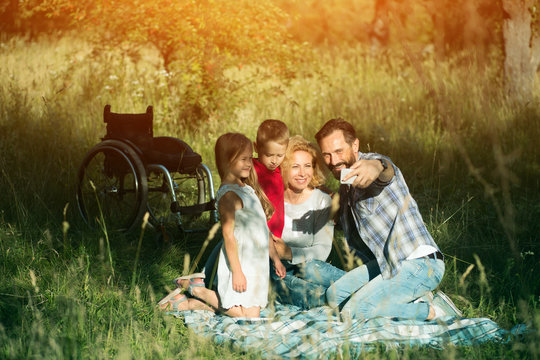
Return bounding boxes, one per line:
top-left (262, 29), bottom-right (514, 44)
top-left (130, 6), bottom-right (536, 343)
top-left (270, 135), bottom-right (345, 309)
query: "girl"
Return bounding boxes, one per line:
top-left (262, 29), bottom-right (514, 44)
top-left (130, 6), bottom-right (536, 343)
top-left (159, 133), bottom-right (284, 317)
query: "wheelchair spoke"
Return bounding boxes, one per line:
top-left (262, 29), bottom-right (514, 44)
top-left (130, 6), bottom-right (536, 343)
top-left (77, 142), bottom-right (147, 233)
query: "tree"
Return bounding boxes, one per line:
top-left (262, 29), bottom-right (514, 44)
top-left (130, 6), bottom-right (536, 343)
top-left (369, 0), bottom-right (390, 52)
top-left (366, 0), bottom-right (540, 102)
top-left (502, 0), bottom-right (540, 101)
top-left (422, 0), bottom-right (503, 61)
top-left (0, 0), bottom-right (73, 36)
top-left (22, 0), bottom-right (300, 123)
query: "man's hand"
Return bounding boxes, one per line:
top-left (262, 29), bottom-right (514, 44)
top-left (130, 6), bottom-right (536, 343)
top-left (342, 159), bottom-right (391, 188)
top-left (272, 234), bottom-right (292, 261)
top-left (232, 270), bottom-right (247, 293)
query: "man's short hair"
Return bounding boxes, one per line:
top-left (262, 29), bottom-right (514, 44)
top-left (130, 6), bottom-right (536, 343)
top-left (315, 118), bottom-right (356, 145)
top-left (256, 119), bottom-right (290, 146)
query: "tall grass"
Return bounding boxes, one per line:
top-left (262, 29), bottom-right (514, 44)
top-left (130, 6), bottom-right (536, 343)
top-left (0, 34), bottom-right (538, 358)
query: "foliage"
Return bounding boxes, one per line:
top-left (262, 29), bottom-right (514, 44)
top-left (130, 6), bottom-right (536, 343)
top-left (423, 0), bottom-right (503, 58)
top-left (271, 0), bottom-right (505, 58)
top-left (0, 0), bottom-right (71, 35)
top-left (50, 0), bottom-right (293, 69)
top-left (17, 0), bottom-right (303, 126)
top-left (274, 0), bottom-right (373, 45)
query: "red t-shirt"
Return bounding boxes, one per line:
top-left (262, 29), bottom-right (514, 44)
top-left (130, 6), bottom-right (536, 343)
top-left (253, 158), bottom-right (285, 238)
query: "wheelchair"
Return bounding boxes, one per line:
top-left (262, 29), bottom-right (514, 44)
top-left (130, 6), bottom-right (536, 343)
top-left (76, 105), bottom-right (218, 234)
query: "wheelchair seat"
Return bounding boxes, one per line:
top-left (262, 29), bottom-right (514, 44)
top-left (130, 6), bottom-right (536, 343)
top-left (103, 105), bottom-right (202, 173)
top-left (147, 137), bottom-right (201, 174)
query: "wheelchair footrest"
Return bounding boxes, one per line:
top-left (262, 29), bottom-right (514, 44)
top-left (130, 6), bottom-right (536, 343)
top-left (170, 200), bottom-right (216, 215)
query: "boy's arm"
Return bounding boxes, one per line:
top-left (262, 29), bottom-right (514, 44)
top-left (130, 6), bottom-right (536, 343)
top-left (269, 234), bottom-right (286, 278)
top-left (219, 191), bottom-right (247, 292)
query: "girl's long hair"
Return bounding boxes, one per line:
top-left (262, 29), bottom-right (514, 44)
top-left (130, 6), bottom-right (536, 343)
top-left (215, 133), bottom-right (274, 220)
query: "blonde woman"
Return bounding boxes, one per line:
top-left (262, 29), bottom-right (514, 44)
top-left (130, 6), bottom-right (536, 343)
top-left (271, 135), bottom-right (345, 309)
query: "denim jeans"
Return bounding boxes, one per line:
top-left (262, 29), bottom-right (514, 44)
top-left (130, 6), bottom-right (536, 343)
top-left (325, 258), bottom-right (381, 308)
top-left (271, 259), bottom-right (345, 309)
top-left (328, 257), bottom-right (444, 321)
top-left (202, 240), bottom-right (222, 289)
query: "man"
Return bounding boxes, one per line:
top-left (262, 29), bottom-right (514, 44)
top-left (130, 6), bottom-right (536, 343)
top-left (315, 118), bottom-right (459, 321)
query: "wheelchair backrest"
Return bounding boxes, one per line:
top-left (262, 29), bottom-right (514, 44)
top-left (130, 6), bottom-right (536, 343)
top-left (103, 104), bottom-right (153, 150)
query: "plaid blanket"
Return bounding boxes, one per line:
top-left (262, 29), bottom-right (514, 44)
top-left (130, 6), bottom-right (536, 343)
top-left (172, 304), bottom-right (525, 359)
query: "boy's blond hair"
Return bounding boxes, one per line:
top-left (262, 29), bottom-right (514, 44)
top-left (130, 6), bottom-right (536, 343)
top-left (281, 135), bottom-right (327, 189)
top-left (256, 119), bottom-right (290, 146)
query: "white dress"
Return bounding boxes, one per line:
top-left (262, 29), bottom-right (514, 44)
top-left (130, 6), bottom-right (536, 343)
top-left (216, 184), bottom-right (270, 309)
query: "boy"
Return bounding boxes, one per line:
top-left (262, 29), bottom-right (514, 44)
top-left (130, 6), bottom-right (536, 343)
top-left (253, 119), bottom-right (290, 240)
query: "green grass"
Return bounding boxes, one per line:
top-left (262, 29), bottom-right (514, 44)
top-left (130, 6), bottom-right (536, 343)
top-left (0, 33), bottom-right (539, 358)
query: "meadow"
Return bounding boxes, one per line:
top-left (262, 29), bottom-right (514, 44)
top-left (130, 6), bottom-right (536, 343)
top-left (0, 33), bottom-right (539, 358)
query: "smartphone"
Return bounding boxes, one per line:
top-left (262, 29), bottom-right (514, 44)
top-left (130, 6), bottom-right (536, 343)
top-left (340, 168), bottom-right (357, 184)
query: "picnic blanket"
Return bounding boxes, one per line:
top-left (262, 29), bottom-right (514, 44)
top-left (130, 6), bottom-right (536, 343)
top-left (171, 304), bottom-right (526, 359)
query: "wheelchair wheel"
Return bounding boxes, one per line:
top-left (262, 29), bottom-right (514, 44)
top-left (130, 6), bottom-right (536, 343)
top-left (146, 164), bottom-right (206, 232)
top-left (77, 140), bottom-right (148, 233)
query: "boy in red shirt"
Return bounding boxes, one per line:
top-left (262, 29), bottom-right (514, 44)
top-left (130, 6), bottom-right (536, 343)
top-left (253, 119), bottom-right (289, 240)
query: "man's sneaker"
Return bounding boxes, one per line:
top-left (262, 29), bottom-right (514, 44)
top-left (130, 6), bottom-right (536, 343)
top-left (432, 290), bottom-right (462, 317)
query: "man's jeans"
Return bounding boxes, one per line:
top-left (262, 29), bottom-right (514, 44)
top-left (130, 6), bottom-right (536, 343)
top-left (271, 259), bottom-right (345, 309)
top-left (325, 258), bottom-right (381, 307)
top-left (327, 257), bottom-right (444, 321)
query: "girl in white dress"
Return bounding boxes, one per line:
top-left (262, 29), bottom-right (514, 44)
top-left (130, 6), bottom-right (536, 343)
top-left (213, 132), bottom-right (285, 316)
top-left (159, 133), bottom-right (285, 317)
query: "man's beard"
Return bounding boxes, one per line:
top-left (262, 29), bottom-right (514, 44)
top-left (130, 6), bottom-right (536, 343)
top-left (329, 157), bottom-right (355, 179)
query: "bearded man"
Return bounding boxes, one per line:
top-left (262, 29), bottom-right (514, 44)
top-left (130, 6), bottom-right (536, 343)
top-left (315, 118), bottom-right (460, 321)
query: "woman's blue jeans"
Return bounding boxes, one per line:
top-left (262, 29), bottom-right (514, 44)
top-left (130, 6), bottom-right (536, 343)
top-left (271, 259), bottom-right (345, 309)
top-left (202, 240), bottom-right (222, 289)
top-left (327, 257), bottom-right (444, 321)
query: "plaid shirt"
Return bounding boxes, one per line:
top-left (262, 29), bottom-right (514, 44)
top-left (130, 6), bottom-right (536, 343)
top-left (339, 152), bottom-right (439, 279)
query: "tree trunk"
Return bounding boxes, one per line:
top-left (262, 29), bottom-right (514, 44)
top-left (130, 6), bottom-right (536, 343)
top-left (369, 0), bottom-right (390, 53)
top-left (502, 0), bottom-right (540, 102)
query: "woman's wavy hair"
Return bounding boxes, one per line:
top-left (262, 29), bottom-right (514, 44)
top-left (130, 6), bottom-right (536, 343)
top-left (281, 135), bottom-right (327, 190)
top-left (214, 133), bottom-right (274, 220)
